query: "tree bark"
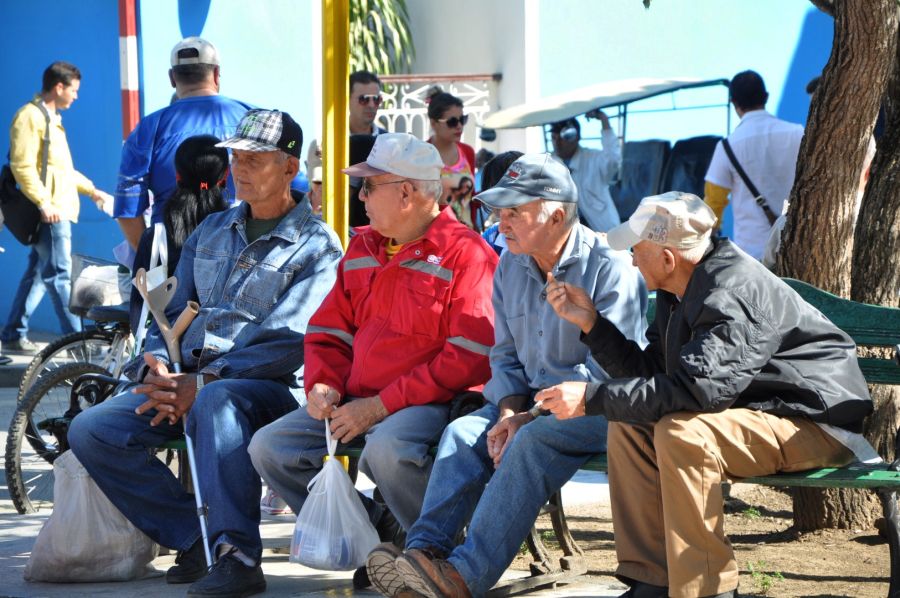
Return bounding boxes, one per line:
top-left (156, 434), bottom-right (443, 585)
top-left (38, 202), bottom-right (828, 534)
top-left (851, 9), bottom-right (900, 492)
top-left (775, 0), bottom-right (896, 296)
top-left (777, 0), bottom-right (899, 531)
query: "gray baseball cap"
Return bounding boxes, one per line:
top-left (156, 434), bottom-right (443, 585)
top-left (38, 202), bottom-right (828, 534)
top-left (475, 153), bottom-right (577, 209)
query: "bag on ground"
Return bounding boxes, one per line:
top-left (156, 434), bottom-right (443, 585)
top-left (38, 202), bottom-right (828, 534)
top-left (290, 421), bottom-right (379, 570)
top-left (24, 451), bottom-right (159, 582)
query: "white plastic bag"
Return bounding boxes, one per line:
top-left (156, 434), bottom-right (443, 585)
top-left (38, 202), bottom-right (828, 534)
top-left (290, 421), bottom-right (379, 570)
top-left (24, 451), bottom-right (159, 582)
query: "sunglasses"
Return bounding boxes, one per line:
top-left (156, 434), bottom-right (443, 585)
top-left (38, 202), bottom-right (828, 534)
top-left (357, 94), bottom-right (383, 107)
top-left (437, 114), bottom-right (469, 128)
top-left (361, 178), bottom-right (406, 196)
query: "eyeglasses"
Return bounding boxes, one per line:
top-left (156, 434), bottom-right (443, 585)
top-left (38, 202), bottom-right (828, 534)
top-left (361, 178), bottom-right (406, 196)
top-left (437, 114), bottom-right (469, 128)
top-left (357, 94), bottom-right (383, 107)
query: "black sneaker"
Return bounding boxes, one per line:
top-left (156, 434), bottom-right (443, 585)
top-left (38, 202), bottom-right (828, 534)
top-left (166, 539), bottom-right (208, 584)
top-left (375, 506), bottom-right (407, 547)
top-left (4, 337), bottom-right (37, 354)
top-left (353, 565), bottom-right (372, 590)
top-left (187, 549), bottom-right (266, 597)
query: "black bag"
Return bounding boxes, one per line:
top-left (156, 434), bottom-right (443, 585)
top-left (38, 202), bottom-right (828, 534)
top-left (0, 100), bottom-right (51, 245)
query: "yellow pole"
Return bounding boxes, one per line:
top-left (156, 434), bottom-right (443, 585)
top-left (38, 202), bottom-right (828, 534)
top-left (322, 0), bottom-right (350, 247)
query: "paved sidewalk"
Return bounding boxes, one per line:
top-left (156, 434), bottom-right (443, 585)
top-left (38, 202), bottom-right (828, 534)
top-left (0, 382), bottom-right (621, 597)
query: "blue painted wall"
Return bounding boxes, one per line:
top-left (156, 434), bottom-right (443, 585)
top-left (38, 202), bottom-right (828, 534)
top-left (1, 0), bottom-right (315, 337)
top-left (0, 0), bottom-right (122, 338)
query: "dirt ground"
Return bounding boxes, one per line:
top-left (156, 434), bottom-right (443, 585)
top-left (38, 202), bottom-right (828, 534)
top-left (509, 484), bottom-right (889, 597)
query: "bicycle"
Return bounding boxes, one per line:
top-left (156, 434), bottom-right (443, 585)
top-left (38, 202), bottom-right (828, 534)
top-left (5, 304), bottom-right (133, 514)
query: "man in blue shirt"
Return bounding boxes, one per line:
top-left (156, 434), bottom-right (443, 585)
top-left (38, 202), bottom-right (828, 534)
top-left (114, 37), bottom-right (253, 250)
top-left (366, 153), bottom-right (647, 597)
top-left (70, 110), bottom-right (342, 598)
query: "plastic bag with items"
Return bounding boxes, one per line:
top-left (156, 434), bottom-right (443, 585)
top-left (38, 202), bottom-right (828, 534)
top-left (24, 451), bottom-right (159, 582)
top-left (290, 420), bottom-right (379, 570)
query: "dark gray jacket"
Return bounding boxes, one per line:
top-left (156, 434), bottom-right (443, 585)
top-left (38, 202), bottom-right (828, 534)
top-left (583, 239), bottom-right (873, 433)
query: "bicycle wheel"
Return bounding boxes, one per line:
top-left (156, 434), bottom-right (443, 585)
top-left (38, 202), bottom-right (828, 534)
top-left (6, 361), bottom-right (111, 514)
top-left (17, 328), bottom-right (117, 402)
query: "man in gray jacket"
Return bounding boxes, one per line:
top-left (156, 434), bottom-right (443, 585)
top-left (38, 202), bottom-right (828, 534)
top-left (539, 191), bottom-right (875, 598)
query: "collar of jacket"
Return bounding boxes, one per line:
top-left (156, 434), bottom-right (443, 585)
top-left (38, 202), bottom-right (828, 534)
top-left (223, 192), bottom-right (311, 243)
top-left (364, 204), bottom-right (464, 254)
top-left (511, 221), bottom-right (588, 279)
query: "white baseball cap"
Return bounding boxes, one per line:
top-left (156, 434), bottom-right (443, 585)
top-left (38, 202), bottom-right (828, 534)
top-left (607, 191), bottom-right (718, 251)
top-left (342, 133), bottom-right (443, 181)
top-left (171, 37), bottom-right (219, 67)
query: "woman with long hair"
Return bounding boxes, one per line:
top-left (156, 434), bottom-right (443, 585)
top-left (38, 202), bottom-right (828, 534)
top-left (129, 134), bottom-right (229, 334)
top-left (425, 86), bottom-right (483, 231)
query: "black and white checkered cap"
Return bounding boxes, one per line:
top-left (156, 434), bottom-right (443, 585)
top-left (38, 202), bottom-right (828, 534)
top-left (216, 109), bottom-right (303, 159)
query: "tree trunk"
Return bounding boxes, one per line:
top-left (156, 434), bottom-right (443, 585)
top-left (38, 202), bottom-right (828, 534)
top-left (851, 9), bottom-right (900, 489)
top-left (776, 0), bottom-right (899, 531)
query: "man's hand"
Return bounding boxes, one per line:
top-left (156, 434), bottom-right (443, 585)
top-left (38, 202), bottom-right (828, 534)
top-left (545, 273), bottom-right (597, 334)
top-left (535, 382), bottom-right (588, 420)
top-left (92, 189), bottom-right (114, 216)
top-left (329, 396), bottom-right (388, 443)
top-left (306, 383), bottom-right (341, 420)
top-left (486, 411), bottom-right (533, 469)
top-left (133, 353), bottom-right (198, 426)
top-left (586, 109), bottom-right (611, 129)
top-left (40, 205), bottom-right (61, 223)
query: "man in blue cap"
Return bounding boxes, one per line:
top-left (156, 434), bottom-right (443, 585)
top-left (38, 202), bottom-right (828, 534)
top-left (365, 153), bottom-right (647, 598)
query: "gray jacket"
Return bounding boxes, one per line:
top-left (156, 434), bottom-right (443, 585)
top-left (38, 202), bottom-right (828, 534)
top-left (583, 238), bottom-right (873, 433)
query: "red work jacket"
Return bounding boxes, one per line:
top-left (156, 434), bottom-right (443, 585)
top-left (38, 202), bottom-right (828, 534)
top-left (304, 208), bottom-right (497, 413)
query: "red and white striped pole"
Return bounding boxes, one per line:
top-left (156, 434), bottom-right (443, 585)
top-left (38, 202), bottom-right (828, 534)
top-left (118, 0), bottom-right (140, 140)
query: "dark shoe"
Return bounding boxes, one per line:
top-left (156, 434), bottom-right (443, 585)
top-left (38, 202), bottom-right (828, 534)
top-left (366, 542), bottom-right (406, 596)
top-left (4, 337), bottom-right (37, 354)
top-left (395, 548), bottom-right (471, 598)
top-left (187, 549), bottom-right (266, 597)
top-left (618, 581), bottom-right (669, 597)
top-left (166, 539), bottom-right (209, 584)
top-left (376, 505), bottom-right (407, 547)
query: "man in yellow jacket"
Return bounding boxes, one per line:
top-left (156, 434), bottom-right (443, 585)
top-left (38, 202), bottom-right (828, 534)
top-left (1, 61), bottom-right (113, 353)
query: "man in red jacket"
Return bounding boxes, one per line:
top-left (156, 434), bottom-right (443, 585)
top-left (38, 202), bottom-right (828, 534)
top-left (250, 133), bottom-right (497, 582)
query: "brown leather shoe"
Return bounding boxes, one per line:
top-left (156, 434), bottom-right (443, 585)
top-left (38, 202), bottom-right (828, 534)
top-left (366, 541), bottom-right (406, 596)
top-left (395, 549), bottom-right (471, 598)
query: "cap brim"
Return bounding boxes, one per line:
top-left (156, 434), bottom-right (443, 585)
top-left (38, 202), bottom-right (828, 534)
top-left (606, 220), bottom-right (643, 251)
top-left (342, 161), bottom-right (389, 178)
top-left (475, 186), bottom-right (540, 209)
top-left (216, 138), bottom-right (279, 152)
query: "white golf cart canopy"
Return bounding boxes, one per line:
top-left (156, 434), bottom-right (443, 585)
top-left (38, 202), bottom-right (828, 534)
top-left (482, 77), bottom-right (730, 132)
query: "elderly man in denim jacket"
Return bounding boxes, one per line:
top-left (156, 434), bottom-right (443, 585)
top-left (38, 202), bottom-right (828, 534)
top-left (366, 154), bottom-right (647, 598)
top-left (70, 110), bottom-right (342, 598)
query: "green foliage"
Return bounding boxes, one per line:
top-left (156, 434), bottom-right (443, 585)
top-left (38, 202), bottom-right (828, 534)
top-left (350, 0), bottom-right (415, 74)
top-left (747, 561), bottom-right (784, 596)
top-left (742, 506), bottom-right (762, 520)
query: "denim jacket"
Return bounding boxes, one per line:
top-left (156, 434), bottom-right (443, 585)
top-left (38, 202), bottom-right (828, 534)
top-left (125, 197), bottom-right (343, 397)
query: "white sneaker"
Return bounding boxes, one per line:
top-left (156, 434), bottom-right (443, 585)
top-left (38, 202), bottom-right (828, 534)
top-left (260, 488), bottom-right (291, 515)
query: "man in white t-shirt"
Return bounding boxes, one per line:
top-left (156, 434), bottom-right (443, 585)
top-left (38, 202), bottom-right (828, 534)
top-left (704, 70), bottom-right (804, 260)
top-left (551, 112), bottom-right (622, 233)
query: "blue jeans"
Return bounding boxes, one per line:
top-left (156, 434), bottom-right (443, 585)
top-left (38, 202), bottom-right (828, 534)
top-left (405, 404), bottom-right (608, 597)
top-left (1, 220), bottom-right (81, 341)
top-left (68, 378), bottom-right (298, 562)
top-left (249, 401), bottom-right (450, 531)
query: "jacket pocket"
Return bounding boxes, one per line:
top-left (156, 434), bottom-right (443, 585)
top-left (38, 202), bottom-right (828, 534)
top-left (193, 257), bottom-right (223, 305)
top-left (234, 267), bottom-right (292, 321)
top-left (392, 273), bottom-right (450, 337)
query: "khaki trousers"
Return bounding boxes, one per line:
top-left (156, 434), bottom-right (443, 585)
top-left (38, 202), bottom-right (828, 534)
top-left (608, 409), bottom-right (855, 598)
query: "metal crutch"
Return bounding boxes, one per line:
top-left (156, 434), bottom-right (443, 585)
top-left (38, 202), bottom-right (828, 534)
top-left (133, 268), bottom-right (212, 568)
